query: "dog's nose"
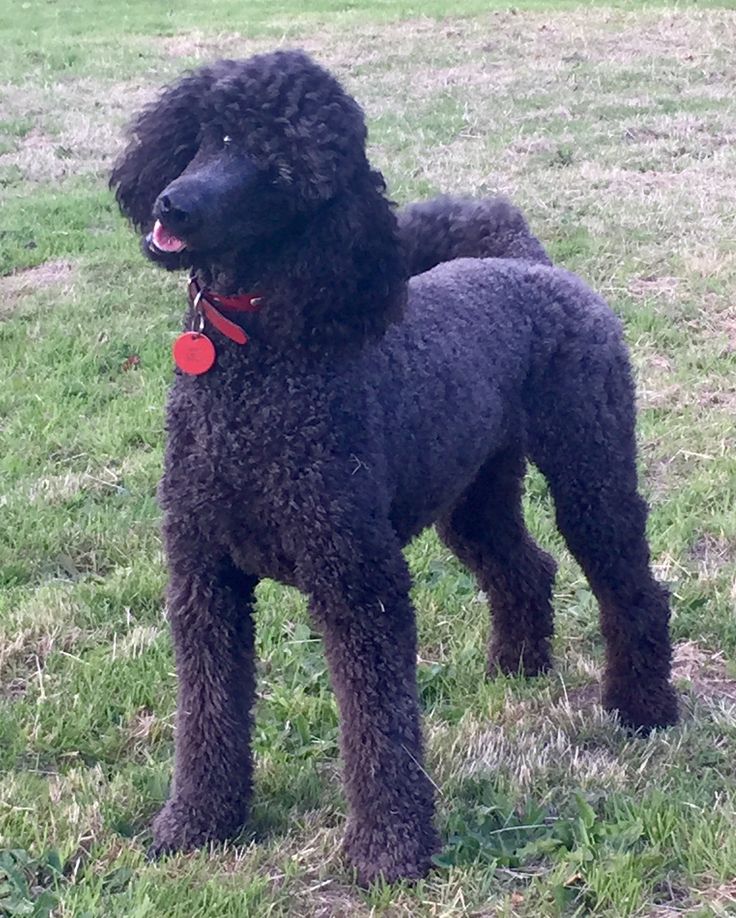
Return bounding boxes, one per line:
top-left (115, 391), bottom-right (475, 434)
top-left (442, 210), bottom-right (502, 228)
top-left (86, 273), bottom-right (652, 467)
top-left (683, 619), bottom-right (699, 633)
top-left (154, 187), bottom-right (200, 231)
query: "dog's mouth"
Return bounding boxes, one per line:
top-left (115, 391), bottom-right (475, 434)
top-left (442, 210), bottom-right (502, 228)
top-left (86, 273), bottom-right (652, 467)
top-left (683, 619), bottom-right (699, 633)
top-left (148, 219), bottom-right (188, 254)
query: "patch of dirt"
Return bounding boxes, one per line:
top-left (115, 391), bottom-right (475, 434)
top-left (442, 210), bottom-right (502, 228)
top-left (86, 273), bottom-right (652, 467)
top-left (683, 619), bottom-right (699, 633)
top-left (645, 450), bottom-right (711, 503)
top-left (688, 533), bottom-right (736, 580)
top-left (125, 707), bottom-right (159, 742)
top-left (0, 259), bottom-right (76, 313)
top-left (682, 249), bottom-right (736, 282)
top-left (437, 694), bottom-right (630, 795)
top-left (156, 31), bottom-right (269, 61)
top-left (695, 382), bottom-right (736, 412)
top-left (122, 705), bottom-right (170, 758)
top-left (28, 465), bottom-right (126, 506)
top-left (0, 78), bottom-right (152, 182)
top-left (26, 454), bottom-right (147, 506)
top-left (0, 625), bottom-right (84, 703)
top-left (628, 275), bottom-right (680, 301)
top-left (685, 299), bottom-right (736, 360)
top-left (635, 349), bottom-right (686, 412)
top-left (653, 880), bottom-right (736, 916)
top-left (112, 624), bottom-right (161, 660)
top-left (0, 677), bottom-right (28, 702)
top-left (1, 629), bottom-right (56, 672)
top-left (564, 683), bottom-right (602, 712)
top-left (671, 641), bottom-right (736, 702)
top-left (0, 127), bottom-right (68, 182)
top-left (689, 533), bottom-right (729, 563)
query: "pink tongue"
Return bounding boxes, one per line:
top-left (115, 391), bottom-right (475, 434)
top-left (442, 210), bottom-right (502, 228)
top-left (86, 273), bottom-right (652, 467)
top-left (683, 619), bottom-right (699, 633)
top-left (152, 219), bottom-right (186, 253)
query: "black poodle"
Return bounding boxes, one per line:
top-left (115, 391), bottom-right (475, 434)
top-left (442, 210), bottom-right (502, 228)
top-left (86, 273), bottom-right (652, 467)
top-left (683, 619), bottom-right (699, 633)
top-left (110, 49), bottom-right (677, 884)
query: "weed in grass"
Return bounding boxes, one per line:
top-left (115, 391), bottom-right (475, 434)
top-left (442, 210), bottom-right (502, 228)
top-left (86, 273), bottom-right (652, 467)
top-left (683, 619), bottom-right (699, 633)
top-left (0, 848), bottom-right (63, 917)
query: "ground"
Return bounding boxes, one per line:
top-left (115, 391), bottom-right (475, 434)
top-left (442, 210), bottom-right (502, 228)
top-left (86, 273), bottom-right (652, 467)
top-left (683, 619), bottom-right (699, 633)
top-left (1, 1), bottom-right (735, 915)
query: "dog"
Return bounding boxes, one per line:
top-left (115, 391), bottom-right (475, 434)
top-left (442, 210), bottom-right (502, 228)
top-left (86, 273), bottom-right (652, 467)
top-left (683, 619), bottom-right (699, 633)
top-left (110, 49), bottom-right (677, 884)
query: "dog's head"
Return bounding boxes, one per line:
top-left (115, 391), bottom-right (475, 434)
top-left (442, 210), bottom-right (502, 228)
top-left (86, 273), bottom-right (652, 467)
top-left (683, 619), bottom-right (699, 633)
top-left (111, 50), bottom-right (405, 348)
top-left (111, 50), bottom-right (372, 267)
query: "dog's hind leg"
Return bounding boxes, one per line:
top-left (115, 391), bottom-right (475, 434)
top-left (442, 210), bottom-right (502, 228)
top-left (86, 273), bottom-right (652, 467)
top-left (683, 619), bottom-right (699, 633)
top-left (438, 443), bottom-right (557, 677)
top-left (525, 311), bottom-right (678, 731)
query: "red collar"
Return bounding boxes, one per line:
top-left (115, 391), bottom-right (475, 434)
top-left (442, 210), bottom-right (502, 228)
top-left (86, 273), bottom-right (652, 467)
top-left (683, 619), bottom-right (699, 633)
top-left (187, 275), bottom-right (263, 345)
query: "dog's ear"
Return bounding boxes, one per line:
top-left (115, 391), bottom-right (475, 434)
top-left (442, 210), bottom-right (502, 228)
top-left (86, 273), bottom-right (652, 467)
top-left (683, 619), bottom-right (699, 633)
top-left (110, 70), bottom-right (212, 230)
top-left (262, 168), bottom-right (407, 350)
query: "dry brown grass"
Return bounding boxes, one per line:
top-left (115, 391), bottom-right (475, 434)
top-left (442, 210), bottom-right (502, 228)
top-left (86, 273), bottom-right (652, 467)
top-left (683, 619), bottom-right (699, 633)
top-left (0, 80), bottom-right (151, 185)
top-left (701, 880), bottom-right (736, 916)
top-left (18, 453), bottom-right (154, 508)
top-left (650, 879), bottom-right (736, 917)
top-left (27, 466), bottom-right (122, 506)
top-left (4, 8), bottom-right (736, 203)
top-left (0, 624), bottom-right (84, 704)
top-left (0, 259), bottom-right (76, 311)
top-left (672, 640), bottom-right (736, 704)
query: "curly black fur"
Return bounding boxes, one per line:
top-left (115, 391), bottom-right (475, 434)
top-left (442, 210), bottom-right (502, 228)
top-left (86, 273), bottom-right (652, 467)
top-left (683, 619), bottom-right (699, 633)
top-left (398, 195), bottom-right (552, 274)
top-left (111, 52), bottom-right (403, 350)
top-left (111, 49), bottom-right (677, 885)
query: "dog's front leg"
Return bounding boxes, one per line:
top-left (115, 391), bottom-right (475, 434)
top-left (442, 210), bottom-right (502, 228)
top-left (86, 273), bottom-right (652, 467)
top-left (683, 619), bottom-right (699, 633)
top-left (149, 529), bottom-right (257, 857)
top-left (306, 536), bottom-right (439, 885)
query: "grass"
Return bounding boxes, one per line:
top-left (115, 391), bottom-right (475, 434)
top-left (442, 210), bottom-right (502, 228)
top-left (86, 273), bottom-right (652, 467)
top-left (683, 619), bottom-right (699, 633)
top-left (1, 0), bottom-right (736, 914)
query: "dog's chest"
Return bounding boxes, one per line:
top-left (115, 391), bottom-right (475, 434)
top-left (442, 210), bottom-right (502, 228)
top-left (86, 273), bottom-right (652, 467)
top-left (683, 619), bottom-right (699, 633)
top-left (159, 370), bottom-right (336, 578)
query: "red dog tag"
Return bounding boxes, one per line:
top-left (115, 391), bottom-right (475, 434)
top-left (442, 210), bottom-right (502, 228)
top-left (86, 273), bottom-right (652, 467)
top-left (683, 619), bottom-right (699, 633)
top-left (172, 332), bottom-right (216, 375)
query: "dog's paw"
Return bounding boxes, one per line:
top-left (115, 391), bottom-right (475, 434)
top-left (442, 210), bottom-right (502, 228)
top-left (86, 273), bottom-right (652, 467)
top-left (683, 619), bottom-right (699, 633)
top-left (343, 820), bottom-right (438, 886)
top-left (487, 640), bottom-right (552, 678)
top-left (603, 678), bottom-right (679, 733)
top-left (148, 796), bottom-right (247, 858)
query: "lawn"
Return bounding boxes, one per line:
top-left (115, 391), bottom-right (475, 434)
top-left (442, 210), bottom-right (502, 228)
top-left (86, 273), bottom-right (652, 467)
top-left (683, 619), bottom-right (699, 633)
top-left (1, 0), bottom-right (736, 915)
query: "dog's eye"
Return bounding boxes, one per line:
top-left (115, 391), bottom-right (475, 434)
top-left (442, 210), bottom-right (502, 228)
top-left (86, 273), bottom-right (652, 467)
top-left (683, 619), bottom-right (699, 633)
top-left (222, 134), bottom-right (232, 145)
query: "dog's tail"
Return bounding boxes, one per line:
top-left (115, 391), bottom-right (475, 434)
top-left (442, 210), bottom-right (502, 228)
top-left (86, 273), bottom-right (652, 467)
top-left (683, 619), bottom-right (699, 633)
top-left (397, 195), bottom-right (551, 276)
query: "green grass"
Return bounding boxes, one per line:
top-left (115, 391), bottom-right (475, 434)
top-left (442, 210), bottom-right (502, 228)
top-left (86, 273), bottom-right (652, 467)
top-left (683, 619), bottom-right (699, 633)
top-left (2, 1), bottom-right (736, 915)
